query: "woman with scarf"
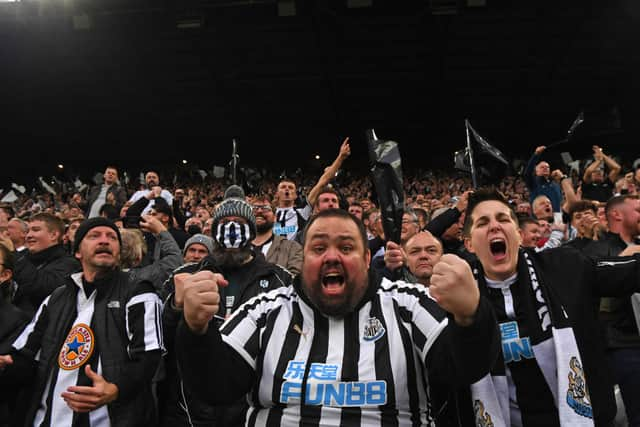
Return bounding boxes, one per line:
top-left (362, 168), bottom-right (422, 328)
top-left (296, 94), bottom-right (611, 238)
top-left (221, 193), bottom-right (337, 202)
top-left (459, 189), bottom-right (640, 427)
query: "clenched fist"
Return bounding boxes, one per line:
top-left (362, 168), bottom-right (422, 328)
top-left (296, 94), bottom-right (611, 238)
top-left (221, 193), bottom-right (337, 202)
top-left (182, 271), bottom-right (229, 335)
top-left (384, 241), bottom-right (404, 271)
top-left (430, 254), bottom-right (480, 327)
top-left (551, 169), bottom-right (564, 182)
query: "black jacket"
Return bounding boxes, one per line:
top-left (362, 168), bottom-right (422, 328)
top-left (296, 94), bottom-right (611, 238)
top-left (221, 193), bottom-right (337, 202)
top-left (127, 195), bottom-right (190, 252)
top-left (425, 207), bottom-right (475, 263)
top-left (85, 183), bottom-right (128, 217)
top-left (0, 270), bottom-right (162, 427)
top-left (0, 293), bottom-right (31, 427)
top-left (160, 252), bottom-right (293, 427)
top-left (127, 230), bottom-right (183, 294)
top-left (470, 248), bottom-right (640, 426)
top-left (12, 244), bottom-right (80, 315)
top-left (576, 232), bottom-right (640, 348)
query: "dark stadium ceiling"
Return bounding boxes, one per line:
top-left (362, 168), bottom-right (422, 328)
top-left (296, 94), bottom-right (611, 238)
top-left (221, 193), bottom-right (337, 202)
top-left (0, 0), bottom-right (639, 183)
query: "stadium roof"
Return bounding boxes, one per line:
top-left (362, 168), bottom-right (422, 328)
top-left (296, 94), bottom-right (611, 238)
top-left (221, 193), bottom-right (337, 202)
top-left (0, 0), bottom-right (638, 184)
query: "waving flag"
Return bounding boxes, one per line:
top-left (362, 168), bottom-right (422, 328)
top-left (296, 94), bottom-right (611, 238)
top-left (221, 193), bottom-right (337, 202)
top-left (367, 128), bottom-right (404, 244)
top-left (38, 177), bottom-right (57, 195)
top-left (455, 119), bottom-right (510, 188)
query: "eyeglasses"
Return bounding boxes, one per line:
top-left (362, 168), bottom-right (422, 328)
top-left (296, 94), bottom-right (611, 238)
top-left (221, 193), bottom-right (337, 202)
top-left (252, 205), bottom-right (272, 212)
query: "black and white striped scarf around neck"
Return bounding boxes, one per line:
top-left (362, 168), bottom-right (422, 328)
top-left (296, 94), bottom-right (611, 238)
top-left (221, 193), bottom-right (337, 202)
top-left (470, 250), bottom-right (595, 427)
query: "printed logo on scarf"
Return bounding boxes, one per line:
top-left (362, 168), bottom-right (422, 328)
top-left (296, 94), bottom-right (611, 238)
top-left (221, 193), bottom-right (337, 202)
top-left (58, 323), bottom-right (95, 370)
top-left (566, 357), bottom-right (593, 418)
top-left (473, 400), bottom-right (494, 427)
top-left (500, 321), bottom-right (534, 363)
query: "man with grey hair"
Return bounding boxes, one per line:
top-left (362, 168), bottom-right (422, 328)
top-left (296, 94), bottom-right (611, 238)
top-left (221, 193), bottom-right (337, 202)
top-left (524, 145), bottom-right (564, 213)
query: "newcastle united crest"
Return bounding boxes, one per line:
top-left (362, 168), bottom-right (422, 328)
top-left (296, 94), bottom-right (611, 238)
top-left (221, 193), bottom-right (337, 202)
top-left (58, 323), bottom-right (95, 370)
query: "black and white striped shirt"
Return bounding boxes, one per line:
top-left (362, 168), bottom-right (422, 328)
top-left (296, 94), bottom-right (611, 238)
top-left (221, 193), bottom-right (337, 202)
top-left (177, 276), bottom-right (499, 426)
top-left (274, 206), bottom-right (311, 241)
top-left (12, 272), bottom-right (164, 427)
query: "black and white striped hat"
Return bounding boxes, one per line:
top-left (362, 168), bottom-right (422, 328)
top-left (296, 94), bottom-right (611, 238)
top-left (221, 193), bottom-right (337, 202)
top-left (211, 185), bottom-right (256, 241)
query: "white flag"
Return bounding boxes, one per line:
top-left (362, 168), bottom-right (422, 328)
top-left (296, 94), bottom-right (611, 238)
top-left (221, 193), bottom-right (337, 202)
top-left (38, 177), bottom-right (57, 195)
top-left (1, 190), bottom-right (17, 203)
top-left (212, 166), bottom-right (225, 178)
top-left (11, 183), bottom-right (26, 194)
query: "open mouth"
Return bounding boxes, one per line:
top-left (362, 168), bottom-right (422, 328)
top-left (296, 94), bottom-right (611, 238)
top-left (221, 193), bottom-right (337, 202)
top-left (489, 238), bottom-right (507, 261)
top-left (321, 272), bottom-right (345, 296)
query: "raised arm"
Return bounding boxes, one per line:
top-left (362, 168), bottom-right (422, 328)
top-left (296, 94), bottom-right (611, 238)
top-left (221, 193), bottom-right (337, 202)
top-left (306, 137), bottom-right (351, 208)
top-left (582, 150), bottom-right (602, 184)
top-left (597, 146), bottom-right (622, 182)
top-left (524, 146), bottom-right (546, 189)
top-left (559, 174), bottom-right (579, 207)
top-left (175, 271), bottom-right (255, 404)
top-left (425, 254), bottom-right (499, 385)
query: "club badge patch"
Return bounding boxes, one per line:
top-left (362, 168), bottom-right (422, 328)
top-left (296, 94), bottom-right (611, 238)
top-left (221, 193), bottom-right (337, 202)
top-left (58, 323), bottom-right (95, 371)
top-left (363, 317), bottom-right (385, 342)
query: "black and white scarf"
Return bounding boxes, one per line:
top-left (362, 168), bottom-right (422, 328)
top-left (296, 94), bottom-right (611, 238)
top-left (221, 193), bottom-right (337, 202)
top-left (470, 250), bottom-right (595, 427)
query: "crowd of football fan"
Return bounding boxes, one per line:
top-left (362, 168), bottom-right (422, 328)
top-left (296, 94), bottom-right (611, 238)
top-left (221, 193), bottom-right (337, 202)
top-left (0, 140), bottom-right (639, 426)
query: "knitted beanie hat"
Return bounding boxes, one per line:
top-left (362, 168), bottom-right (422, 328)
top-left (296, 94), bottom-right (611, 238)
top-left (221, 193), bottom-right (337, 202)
top-left (211, 185), bottom-right (256, 241)
top-left (73, 217), bottom-right (122, 254)
top-left (183, 233), bottom-right (214, 255)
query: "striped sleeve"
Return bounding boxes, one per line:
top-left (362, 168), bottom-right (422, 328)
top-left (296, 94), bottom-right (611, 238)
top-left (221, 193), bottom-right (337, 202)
top-left (125, 283), bottom-right (164, 358)
top-left (220, 287), bottom-right (294, 370)
top-left (12, 295), bottom-right (51, 360)
top-left (380, 279), bottom-right (449, 361)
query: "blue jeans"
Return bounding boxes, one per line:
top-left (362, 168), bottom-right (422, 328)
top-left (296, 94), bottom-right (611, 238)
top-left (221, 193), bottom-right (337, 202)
top-left (608, 348), bottom-right (640, 427)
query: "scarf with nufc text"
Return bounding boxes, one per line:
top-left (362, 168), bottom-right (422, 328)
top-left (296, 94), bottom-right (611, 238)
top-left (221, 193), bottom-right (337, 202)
top-left (470, 250), bottom-right (595, 427)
